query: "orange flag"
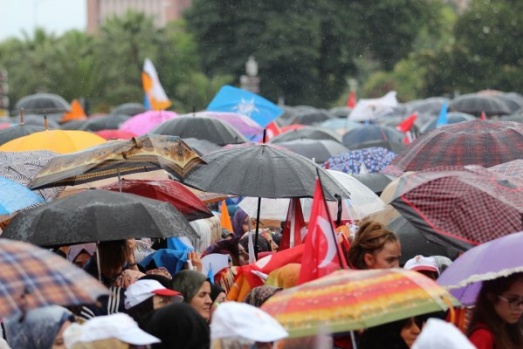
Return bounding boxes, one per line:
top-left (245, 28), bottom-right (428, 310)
top-left (61, 99), bottom-right (87, 123)
top-left (220, 200), bottom-right (233, 232)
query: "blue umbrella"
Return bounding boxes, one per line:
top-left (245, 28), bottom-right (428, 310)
top-left (0, 176), bottom-right (44, 215)
top-left (323, 147), bottom-right (397, 174)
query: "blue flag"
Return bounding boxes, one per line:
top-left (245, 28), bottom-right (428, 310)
top-left (143, 93), bottom-right (151, 110)
top-left (436, 101), bottom-right (448, 127)
top-left (207, 85), bottom-right (283, 128)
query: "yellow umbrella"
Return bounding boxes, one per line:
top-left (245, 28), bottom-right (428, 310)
top-left (0, 130), bottom-right (106, 154)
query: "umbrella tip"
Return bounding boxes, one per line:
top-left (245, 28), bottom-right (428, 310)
top-left (19, 108), bottom-right (25, 125)
top-left (44, 115), bottom-right (49, 130)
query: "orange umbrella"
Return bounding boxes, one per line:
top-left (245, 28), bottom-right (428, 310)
top-left (0, 130), bottom-right (106, 154)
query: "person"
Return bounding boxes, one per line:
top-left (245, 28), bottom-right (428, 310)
top-left (210, 302), bottom-right (288, 349)
top-left (146, 302), bottom-right (210, 349)
top-left (243, 285), bottom-right (283, 308)
top-left (210, 284), bottom-right (227, 321)
top-left (4, 305), bottom-right (75, 349)
top-left (403, 255), bottom-right (440, 280)
top-left (346, 221), bottom-right (401, 270)
top-left (232, 208), bottom-right (250, 238)
top-left (467, 272), bottom-right (523, 349)
top-left (171, 269), bottom-right (213, 321)
top-left (63, 313), bottom-right (160, 349)
top-left (66, 243), bottom-right (96, 268)
top-left (203, 236), bottom-right (248, 267)
top-left (124, 278), bottom-right (183, 329)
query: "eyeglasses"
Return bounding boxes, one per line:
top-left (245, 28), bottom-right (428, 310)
top-left (498, 295), bottom-right (523, 310)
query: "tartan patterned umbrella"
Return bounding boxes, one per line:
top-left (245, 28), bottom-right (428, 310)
top-left (28, 134), bottom-right (204, 190)
top-left (261, 269), bottom-right (457, 338)
top-left (390, 166), bottom-right (523, 245)
top-left (385, 120), bottom-right (523, 175)
top-left (0, 239), bottom-right (108, 320)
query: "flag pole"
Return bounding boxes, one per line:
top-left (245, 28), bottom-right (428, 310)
top-left (254, 129), bottom-right (268, 260)
top-left (315, 168), bottom-right (346, 268)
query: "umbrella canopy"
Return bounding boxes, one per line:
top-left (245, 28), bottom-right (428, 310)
top-left (2, 190), bottom-right (199, 247)
top-left (261, 269), bottom-right (457, 338)
top-left (28, 134), bottom-right (204, 189)
top-left (385, 120), bottom-right (523, 174)
top-left (14, 93), bottom-right (70, 114)
top-left (324, 147), bottom-right (397, 175)
top-left (78, 114), bottom-right (130, 131)
top-left (12, 114), bottom-right (61, 129)
top-left (0, 124), bottom-right (46, 145)
top-left (151, 114), bottom-right (248, 145)
top-left (0, 238), bottom-right (108, 320)
top-left (183, 144), bottom-right (350, 200)
top-left (270, 126), bottom-right (342, 144)
top-left (99, 179), bottom-right (213, 221)
top-left (181, 137), bottom-right (222, 156)
top-left (342, 125), bottom-right (404, 150)
top-left (320, 118), bottom-right (361, 135)
top-left (193, 111), bottom-right (263, 138)
top-left (0, 151), bottom-right (62, 201)
top-left (291, 108), bottom-right (334, 125)
top-left (405, 97), bottom-right (450, 116)
top-left (111, 102), bottom-right (147, 117)
top-left (449, 93), bottom-right (512, 117)
top-left (390, 166), bottom-right (523, 245)
top-left (437, 231), bottom-right (523, 306)
top-left (120, 110), bottom-right (178, 136)
top-left (419, 112), bottom-right (476, 134)
top-left (0, 130), bottom-right (106, 154)
top-left (277, 139), bottom-right (348, 164)
top-left (0, 177), bottom-right (44, 214)
top-left (352, 173), bottom-right (395, 196)
top-left (94, 129), bottom-right (137, 140)
top-left (489, 159), bottom-right (523, 177)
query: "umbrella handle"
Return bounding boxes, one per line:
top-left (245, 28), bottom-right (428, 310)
top-left (443, 296), bottom-right (456, 325)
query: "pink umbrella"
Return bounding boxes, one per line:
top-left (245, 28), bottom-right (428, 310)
top-left (95, 129), bottom-right (137, 140)
top-left (193, 111), bottom-right (263, 138)
top-left (119, 110), bottom-right (178, 136)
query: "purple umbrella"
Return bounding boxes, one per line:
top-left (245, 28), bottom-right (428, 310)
top-left (437, 231), bottom-right (523, 306)
top-left (120, 110), bottom-right (178, 136)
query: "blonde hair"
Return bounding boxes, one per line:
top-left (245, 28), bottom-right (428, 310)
top-left (347, 221), bottom-right (399, 269)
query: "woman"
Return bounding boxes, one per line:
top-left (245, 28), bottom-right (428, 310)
top-left (4, 305), bottom-right (74, 349)
top-left (210, 284), bottom-right (226, 321)
top-left (66, 243), bottom-right (96, 268)
top-left (171, 269), bottom-right (213, 321)
top-left (467, 272), bottom-right (523, 349)
top-left (347, 221), bottom-right (401, 270)
top-left (359, 316), bottom-right (434, 349)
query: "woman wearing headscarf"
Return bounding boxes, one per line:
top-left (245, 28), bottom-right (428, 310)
top-left (4, 305), bottom-right (74, 349)
top-left (66, 243), bottom-right (96, 268)
top-left (243, 286), bottom-right (282, 308)
top-left (232, 208), bottom-right (249, 238)
top-left (171, 269), bottom-right (213, 321)
top-left (210, 284), bottom-right (226, 321)
top-left (146, 302), bottom-right (210, 349)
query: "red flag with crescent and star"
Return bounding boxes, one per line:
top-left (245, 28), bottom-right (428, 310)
top-left (298, 179), bottom-right (347, 284)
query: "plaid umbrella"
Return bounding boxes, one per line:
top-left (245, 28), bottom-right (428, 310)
top-left (385, 120), bottom-right (523, 175)
top-left (28, 134), bottom-right (204, 190)
top-left (261, 269), bottom-right (457, 338)
top-left (324, 147), bottom-right (397, 175)
top-left (489, 159), bottom-right (523, 177)
top-left (390, 166), bottom-right (523, 245)
top-left (0, 238), bottom-right (108, 320)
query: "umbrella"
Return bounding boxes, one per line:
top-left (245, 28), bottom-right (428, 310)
top-left (291, 108), bottom-right (334, 125)
top-left (261, 269), bottom-right (457, 338)
top-left (0, 151), bottom-right (62, 201)
top-left (320, 118), bottom-right (361, 135)
top-left (352, 173), bottom-right (395, 196)
top-left (342, 125), bottom-right (404, 150)
top-left (181, 137), bottom-right (222, 156)
top-left (324, 147), bottom-right (397, 175)
top-left (120, 110), bottom-right (178, 136)
top-left (390, 166), bottom-right (523, 245)
top-left (183, 144), bottom-right (350, 200)
top-left (193, 111), bottom-right (263, 138)
top-left (28, 134), bottom-right (204, 189)
top-left (12, 114), bottom-right (61, 129)
top-left (386, 216), bottom-right (473, 266)
top-left (449, 93), bottom-right (511, 117)
top-left (0, 177), bottom-right (44, 214)
top-left (405, 97), bottom-right (450, 116)
top-left (151, 114), bottom-right (247, 146)
top-left (79, 114), bottom-right (130, 131)
top-left (94, 129), bottom-right (137, 140)
top-left (0, 238), bottom-right (108, 320)
top-left (99, 179), bottom-right (213, 221)
top-left (1, 190), bottom-right (199, 247)
top-left (111, 102), bottom-right (147, 117)
top-left (328, 106), bottom-right (352, 118)
top-left (384, 120), bottom-right (523, 174)
top-left (270, 126), bottom-right (342, 144)
top-left (489, 159), bottom-right (523, 177)
top-left (14, 93), bottom-right (70, 115)
top-left (276, 139), bottom-right (348, 164)
top-left (0, 130), bottom-right (106, 154)
top-left (0, 124), bottom-right (45, 145)
top-left (437, 231), bottom-right (523, 306)
top-left (419, 112), bottom-right (476, 134)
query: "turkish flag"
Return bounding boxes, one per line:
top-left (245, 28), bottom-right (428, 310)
top-left (279, 198), bottom-right (307, 250)
top-left (396, 113), bottom-right (417, 133)
top-left (298, 179), bottom-right (347, 284)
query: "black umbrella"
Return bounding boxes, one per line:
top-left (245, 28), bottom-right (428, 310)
top-left (111, 103), bottom-right (147, 117)
top-left (151, 115), bottom-right (247, 146)
top-left (14, 93), bottom-right (70, 115)
top-left (1, 190), bottom-right (199, 247)
top-left (0, 124), bottom-right (45, 145)
top-left (11, 114), bottom-right (60, 129)
top-left (270, 126), bottom-right (342, 144)
top-left (352, 173), bottom-right (394, 196)
top-left (276, 139), bottom-right (348, 164)
top-left (80, 114), bottom-right (130, 131)
top-left (449, 94), bottom-right (511, 117)
top-left (183, 144), bottom-right (350, 200)
top-left (182, 137), bottom-right (222, 156)
top-left (386, 216), bottom-right (473, 265)
top-left (342, 125), bottom-right (404, 150)
top-left (291, 108), bottom-right (334, 125)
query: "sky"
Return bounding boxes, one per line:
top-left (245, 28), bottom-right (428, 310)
top-left (0, 0), bottom-right (86, 41)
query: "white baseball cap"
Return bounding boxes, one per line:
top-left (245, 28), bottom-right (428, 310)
top-left (124, 279), bottom-right (183, 309)
top-left (63, 313), bottom-right (160, 347)
top-left (211, 302), bottom-right (288, 342)
top-left (404, 255), bottom-right (440, 275)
